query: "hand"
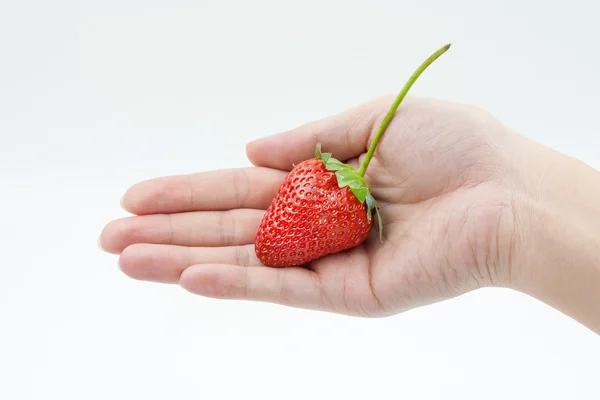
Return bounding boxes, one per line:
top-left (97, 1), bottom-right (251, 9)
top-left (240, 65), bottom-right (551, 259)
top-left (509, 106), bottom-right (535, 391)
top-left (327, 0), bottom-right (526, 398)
top-left (99, 95), bottom-right (533, 317)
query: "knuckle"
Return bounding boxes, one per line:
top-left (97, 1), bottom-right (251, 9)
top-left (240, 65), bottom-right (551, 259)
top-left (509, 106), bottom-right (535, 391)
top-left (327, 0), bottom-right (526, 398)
top-left (217, 211), bottom-right (236, 246)
top-left (277, 269), bottom-right (288, 303)
top-left (235, 245), bottom-right (251, 267)
top-left (233, 169), bottom-right (251, 208)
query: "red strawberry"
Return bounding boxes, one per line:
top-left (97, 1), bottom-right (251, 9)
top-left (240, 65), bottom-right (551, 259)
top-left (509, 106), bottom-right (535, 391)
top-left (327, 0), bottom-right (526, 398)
top-left (255, 43), bottom-right (451, 267)
top-left (254, 146), bottom-right (375, 267)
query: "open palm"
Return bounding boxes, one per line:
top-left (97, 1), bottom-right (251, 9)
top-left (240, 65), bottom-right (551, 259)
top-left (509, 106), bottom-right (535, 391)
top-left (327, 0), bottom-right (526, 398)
top-left (100, 96), bottom-right (518, 317)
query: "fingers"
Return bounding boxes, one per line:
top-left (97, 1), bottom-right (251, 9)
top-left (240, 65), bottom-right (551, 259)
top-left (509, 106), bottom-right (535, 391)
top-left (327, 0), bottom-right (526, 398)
top-left (179, 264), bottom-right (326, 310)
top-left (118, 243), bottom-right (329, 311)
top-left (246, 96), bottom-right (392, 171)
top-left (118, 243), bottom-right (262, 283)
top-left (100, 209), bottom-right (265, 254)
top-left (122, 167), bottom-right (288, 215)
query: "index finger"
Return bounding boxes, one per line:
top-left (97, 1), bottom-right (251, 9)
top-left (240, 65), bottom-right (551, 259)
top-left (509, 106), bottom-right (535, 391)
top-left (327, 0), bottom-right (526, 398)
top-left (245, 96), bottom-right (392, 171)
top-left (122, 167), bottom-right (288, 215)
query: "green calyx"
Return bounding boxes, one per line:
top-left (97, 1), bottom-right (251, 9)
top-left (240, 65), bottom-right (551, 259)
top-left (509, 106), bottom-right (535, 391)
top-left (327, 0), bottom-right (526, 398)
top-left (313, 43), bottom-right (451, 242)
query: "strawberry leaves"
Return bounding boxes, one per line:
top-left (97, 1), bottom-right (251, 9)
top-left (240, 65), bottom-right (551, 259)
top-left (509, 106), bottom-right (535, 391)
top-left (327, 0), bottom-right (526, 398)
top-left (315, 143), bottom-right (383, 241)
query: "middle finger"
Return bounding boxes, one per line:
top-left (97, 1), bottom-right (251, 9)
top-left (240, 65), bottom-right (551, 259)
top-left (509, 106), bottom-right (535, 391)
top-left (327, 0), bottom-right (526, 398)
top-left (118, 243), bottom-right (262, 283)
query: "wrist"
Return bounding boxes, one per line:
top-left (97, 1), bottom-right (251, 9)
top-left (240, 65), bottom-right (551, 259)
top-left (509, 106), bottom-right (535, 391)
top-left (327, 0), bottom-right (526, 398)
top-left (510, 142), bottom-right (600, 332)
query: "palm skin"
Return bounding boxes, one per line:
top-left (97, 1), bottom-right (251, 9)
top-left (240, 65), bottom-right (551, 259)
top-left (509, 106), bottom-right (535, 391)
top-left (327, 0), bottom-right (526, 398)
top-left (100, 96), bottom-right (523, 317)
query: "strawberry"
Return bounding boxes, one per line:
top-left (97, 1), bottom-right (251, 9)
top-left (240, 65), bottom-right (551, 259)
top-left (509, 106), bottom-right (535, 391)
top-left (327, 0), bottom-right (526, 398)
top-left (254, 145), bottom-right (376, 267)
top-left (255, 43), bottom-right (451, 267)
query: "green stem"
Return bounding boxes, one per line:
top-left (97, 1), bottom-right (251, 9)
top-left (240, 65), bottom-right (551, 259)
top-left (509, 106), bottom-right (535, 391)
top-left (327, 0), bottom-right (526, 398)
top-left (356, 43), bottom-right (452, 178)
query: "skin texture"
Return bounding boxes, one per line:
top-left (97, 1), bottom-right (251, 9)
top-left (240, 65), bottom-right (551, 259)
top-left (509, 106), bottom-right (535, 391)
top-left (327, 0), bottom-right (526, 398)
top-left (99, 96), bottom-right (600, 332)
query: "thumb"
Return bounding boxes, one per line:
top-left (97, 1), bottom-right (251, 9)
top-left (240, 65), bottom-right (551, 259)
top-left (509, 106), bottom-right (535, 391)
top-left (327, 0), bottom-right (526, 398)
top-left (246, 96), bottom-right (391, 171)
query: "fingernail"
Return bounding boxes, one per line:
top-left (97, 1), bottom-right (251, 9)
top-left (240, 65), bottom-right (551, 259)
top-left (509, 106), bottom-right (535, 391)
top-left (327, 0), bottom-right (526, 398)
top-left (120, 195), bottom-right (125, 210)
top-left (97, 237), bottom-right (104, 251)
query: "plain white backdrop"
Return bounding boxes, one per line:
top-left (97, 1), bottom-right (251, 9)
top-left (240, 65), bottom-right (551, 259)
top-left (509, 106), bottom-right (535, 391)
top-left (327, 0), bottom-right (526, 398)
top-left (1, 1), bottom-right (599, 399)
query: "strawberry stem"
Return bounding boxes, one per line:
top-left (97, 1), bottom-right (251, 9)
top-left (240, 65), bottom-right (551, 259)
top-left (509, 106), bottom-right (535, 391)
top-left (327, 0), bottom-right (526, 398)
top-left (356, 43), bottom-right (451, 178)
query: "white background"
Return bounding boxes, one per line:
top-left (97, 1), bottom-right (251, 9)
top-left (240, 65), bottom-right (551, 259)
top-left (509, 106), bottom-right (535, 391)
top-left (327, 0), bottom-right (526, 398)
top-left (1, 1), bottom-right (599, 399)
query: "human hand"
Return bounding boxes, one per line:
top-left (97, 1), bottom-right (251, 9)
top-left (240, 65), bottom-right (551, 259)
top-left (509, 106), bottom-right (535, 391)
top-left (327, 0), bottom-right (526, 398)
top-left (99, 95), bottom-right (537, 317)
